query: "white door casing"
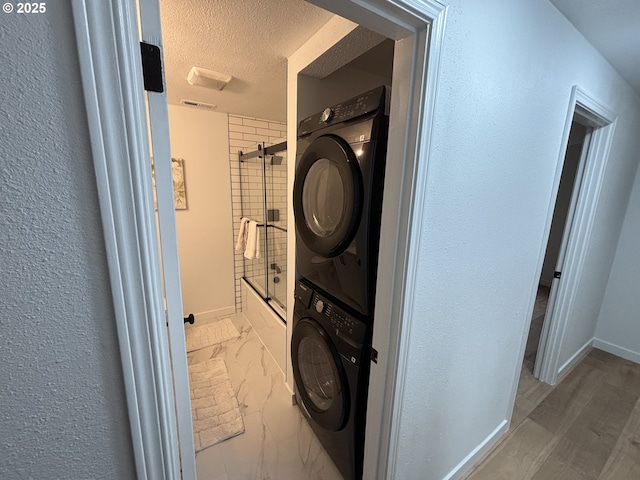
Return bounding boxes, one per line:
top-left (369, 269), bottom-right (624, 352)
top-left (293, 1), bottom-right (447, 478)
top-left (71, 1), bottom-right (186, 478)
top-left (137, 0), bottom-right (197, 478)
top-left (533, 86), bottom-right (617, 385)
top-left (72, 0), bottom-right (196, 478)
top-left (73, 0), bottom-right (448, 478)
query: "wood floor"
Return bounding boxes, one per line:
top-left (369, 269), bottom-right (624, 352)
top-left (465, 288), bottom-right (640, 479)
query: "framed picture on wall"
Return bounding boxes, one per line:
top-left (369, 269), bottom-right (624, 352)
top-left (172, 158), bottom-right (187, 210)
top-left (150, 157), bottom-right (188, 210)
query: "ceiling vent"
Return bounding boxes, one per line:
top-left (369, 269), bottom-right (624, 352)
top-left (187, 66), bottom-right (233, 90)
top-left (180, 99), bottom-right (216, 110)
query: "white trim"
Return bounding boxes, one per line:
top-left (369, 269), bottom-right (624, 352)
top-left (593, 339), bottom-right (640, 364)
top-left (137, 0), bottom-right (197, 477)
top-left (534, 86), bottom-right (617, 385)
top-left (193, 307), bottom-right (237, 321)
top-left (71, 1), bottom-right (180, 478)
top-left (556, 338), bottom-right (594, 381)
top-left (382, 5), bottom-right (448, 480)
top-left (443, 420), bottom-right (509, 480)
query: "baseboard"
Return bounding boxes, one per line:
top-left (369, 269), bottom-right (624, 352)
top-left (593, 339), bottom-right (640, 364)
top-left (194, 306), bottom-right (236, 322)
top-left (443, 420), bottom-right (509, 480)
top-left (556, 337), bottom-right (594, 383)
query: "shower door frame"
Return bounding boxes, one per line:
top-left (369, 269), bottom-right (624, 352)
top-left (239, 141), bottom-right (288, 320)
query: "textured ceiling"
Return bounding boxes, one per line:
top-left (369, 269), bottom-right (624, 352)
top-left (160, 0), bottom-right (334, 121)
top-left (160, 1), bottom-right (640, 123)
top-left (549, 0), bottom-right (640, 95)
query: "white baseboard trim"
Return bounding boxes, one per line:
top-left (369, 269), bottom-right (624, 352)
top-left (593, 339), bottom-right (640, 364)
top-left (194, 306), bottom-right (236, 322)
top-left (444, 420), bottom-right (509, 480)
top-left (557, 337), bottom-right (594, 383)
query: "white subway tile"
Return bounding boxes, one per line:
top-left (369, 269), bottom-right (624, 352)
top-left (243, 118), bottom-right (269, 129)
top-left (232, 124), bottom-right (257, 134)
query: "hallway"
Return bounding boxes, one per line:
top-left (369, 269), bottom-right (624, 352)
top-left (466, 304), bottom-right (640, 479)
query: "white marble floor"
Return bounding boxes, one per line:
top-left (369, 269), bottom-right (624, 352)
top-left (187, 313), bottom-right (344, 480)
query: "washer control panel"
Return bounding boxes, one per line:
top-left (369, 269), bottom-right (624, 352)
top-left (311, 294), bottom-right (366, 344)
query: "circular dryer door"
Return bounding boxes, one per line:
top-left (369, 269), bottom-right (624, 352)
top-left (291, 317), bottom-right (349, 431)
top-left (294, 134), bottom-right (363, 257)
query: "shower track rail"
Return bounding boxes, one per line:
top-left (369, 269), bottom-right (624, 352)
top-left (238, 140), bottom-right (287, 162)
top-left (239, 219), bottom-right (287, 233)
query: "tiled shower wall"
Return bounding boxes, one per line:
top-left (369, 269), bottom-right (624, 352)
top-left (228, 115), bottom-right (287, 312)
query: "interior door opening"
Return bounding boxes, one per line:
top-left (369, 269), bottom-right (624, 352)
top-left (523, 119), bottom-right (591, 377)
top-left (150, 2), bottom-right (397, 478)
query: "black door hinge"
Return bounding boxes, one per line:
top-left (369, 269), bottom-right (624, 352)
top-left (140, 42), bottom-right (164, 93)
top-left (371, 347), bottom-right (378, 364)
top-left (554, 271), bottom-right (561, 279)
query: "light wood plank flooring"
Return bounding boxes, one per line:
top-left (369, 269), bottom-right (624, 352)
top-left (465, 287), bottom-right (640, 479)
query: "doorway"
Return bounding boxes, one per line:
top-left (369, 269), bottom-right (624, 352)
top-left (161, 19), bottom-right (397, 477)
top-left (153, 1), bottom-right (426, 473)
top-left (523, 120), bottom-right (590, 375)
top-left (525, 86), bottom-right (617, 387)
top-left (77, 0), bottom-right (446, 477)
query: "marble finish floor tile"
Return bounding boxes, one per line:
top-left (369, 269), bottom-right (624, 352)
top-left (189, 312), bottom-right (344, 480)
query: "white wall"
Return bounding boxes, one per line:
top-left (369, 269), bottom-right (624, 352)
top-left (0, 4), bottom-right (135, 478)
top-left (392, 0), bottom-right (640, 478)
top-left (595, 165), bottom-right (640, 362)
top-left (168, 105), bottom-right (236, 319)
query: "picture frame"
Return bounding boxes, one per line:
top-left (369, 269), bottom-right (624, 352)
top-left (151, 157), bottom-right (188, 210)
top-left (171, 158), bottom-right (187, 210)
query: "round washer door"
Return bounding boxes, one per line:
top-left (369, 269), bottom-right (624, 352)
top-left (291, 317), bottom-right (349, 431)
top-left (293, 134), bottom-right (362, 257)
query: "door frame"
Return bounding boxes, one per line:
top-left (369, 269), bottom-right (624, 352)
top-left (289, 3), bottom-right (447, 478)
top-left (70, 1), bottom-right (184, 478)
top-left (71, 0), bottom-right (447, 479)
top-left (533, 86), bottom-right (617, 385)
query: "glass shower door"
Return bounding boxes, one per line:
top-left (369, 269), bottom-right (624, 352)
top-left (240, 151), bottom-right (268, 297)
top-left (238, 142), bottom-right (287, 320)
top-left (265, 149), bottom-right (287, 312)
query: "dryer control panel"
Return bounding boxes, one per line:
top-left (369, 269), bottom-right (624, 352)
top-left (298, 85), bottom-right (386, 136)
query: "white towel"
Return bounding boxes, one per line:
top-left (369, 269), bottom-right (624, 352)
top-left (235, 217), bottom-right (250, 252)
top-left (244, 220), bottom-right (261, 259)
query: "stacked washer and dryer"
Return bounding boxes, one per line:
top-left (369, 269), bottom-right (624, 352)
top-left (291, 86), bottom-right (389, 480)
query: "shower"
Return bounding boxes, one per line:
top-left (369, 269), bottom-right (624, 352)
top-left (238, 141), bottom-right (288, 320)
